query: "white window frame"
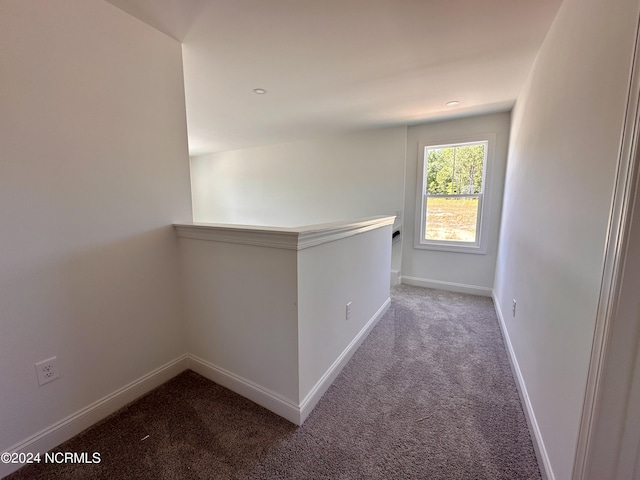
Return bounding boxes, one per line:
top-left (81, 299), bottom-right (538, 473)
top-left (414, 132), bottom-right (496, 254)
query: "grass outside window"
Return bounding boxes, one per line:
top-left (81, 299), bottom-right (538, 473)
top-left (425, 197), bottom-right (479, 243)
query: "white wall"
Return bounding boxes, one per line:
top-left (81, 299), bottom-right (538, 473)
top-left (492, 0), bottom-right (639, 477)
top-left (0, 0), bottom-right (191, 458)
top-left (585, 149), bottom-right (640, 479)
top-left (402, 112), bottom-right (511, 293)
top-left (297, 224), bottom-right (392, 401)
top-left (190, 127), bottom-right (406, 270)
top-left (179, 239), bottom-right (299, 402)
top-left (175, 218), bottom-right (392, 424)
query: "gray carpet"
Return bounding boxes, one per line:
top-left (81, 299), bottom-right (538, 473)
top-left (6, 285), bottom-right (541, 479)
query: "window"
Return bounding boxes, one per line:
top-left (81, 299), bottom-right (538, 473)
top-left (415, 134), bottom-right (494, 254)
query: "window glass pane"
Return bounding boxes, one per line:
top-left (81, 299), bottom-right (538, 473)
top-left (425, 197), bottom-right (479, 242)
top-left (454, 144), bottom-right (485, 194)
top-left (425, 144), bottom-right (485, 195)
top-left (425, 147), bottom-right (454, 194)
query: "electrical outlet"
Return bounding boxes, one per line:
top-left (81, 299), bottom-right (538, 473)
top-left (346, 302), bottom-right (352, 320)
top-left (512, 300), bottom-right (517, 317)
top-left (35, 357), bottom-right (60, 386)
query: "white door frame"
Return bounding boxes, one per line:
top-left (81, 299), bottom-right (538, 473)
top-left (573, 12), bottom-right (640, 480)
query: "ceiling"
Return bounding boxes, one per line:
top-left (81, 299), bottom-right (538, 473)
top-left (105, 0), bottom-right (563, 155)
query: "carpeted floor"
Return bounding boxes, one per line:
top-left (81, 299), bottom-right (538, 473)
top-left (6, 285), bottom-right (541, 479)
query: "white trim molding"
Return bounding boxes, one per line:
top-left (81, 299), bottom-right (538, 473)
top-left (187, 298), bottom-right (391, 426)
top-left (187, 355), bottom-right (302, 424)
top-left (299, 298), bottom-right (390, 424)
top-left (401, 275), bottom-right (492, 297)
top-left (0, 355), bottom-right (190, 478)
top-left (174, 216), bottom-right (395, 251)
top-left (573, 14), bottom-right (640, 480)
top-left (493, 294), bottom-right (553, 480)
top-left (0, 294), bottom-right (390, 478)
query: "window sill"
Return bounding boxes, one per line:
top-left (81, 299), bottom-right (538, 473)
top-left (414, 241), bottom-right (487, 255)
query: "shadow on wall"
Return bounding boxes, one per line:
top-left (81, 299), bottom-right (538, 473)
top-left (0, 225), bottom-right (186, 452)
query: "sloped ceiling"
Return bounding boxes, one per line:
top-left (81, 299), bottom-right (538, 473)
top-left (105, 0), bottom-right (563, 155)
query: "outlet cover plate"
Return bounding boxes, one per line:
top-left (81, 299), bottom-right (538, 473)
top-left (35, 356), bottom-right (60, 386)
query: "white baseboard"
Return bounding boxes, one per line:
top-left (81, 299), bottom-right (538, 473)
top-left (186, 354), bottom-right (301, 425)
top-left (188, 297), bottom-right (391, 426)
top-left (401, 275), bottom-right (492, 297)
top-left (492, 293), bottom-right (554, 480)
top-left (299, 297), bottom-right (391, 424)
top-left (0, 355), bottom-right (189, 479)
top-left (1, 298), bottom-right (391, 478)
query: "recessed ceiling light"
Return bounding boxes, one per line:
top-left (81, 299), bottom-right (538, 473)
top-left (253, 88), bottom-right (267, 95)
top-left (446, 100), bottom-right (460, 107)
